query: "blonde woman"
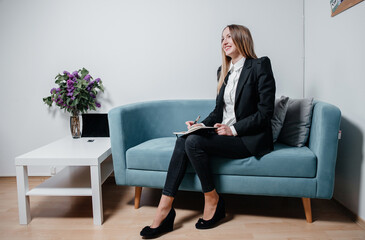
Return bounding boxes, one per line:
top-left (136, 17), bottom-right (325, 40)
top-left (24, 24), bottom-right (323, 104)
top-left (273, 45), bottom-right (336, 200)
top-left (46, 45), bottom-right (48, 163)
top-left (140, 24), bottom-right (276, 238)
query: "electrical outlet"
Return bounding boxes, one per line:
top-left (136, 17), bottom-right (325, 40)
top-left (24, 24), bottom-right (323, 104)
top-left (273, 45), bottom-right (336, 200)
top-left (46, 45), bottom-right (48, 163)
top-left (50, 166), bottom-right (57, 176)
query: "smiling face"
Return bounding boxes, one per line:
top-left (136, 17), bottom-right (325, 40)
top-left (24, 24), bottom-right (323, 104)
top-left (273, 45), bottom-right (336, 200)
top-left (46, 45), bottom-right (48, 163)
top-left (221, 27), bottom-right (241, 61)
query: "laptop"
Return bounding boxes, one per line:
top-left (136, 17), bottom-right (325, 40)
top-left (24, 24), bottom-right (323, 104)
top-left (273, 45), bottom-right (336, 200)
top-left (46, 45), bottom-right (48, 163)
top-left (81, 113), bottom-right (110, 137)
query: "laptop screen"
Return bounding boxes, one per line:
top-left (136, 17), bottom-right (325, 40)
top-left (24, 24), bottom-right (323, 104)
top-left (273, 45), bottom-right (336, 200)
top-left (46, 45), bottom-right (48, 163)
top-left (81, 113), bottom-right (110, 137)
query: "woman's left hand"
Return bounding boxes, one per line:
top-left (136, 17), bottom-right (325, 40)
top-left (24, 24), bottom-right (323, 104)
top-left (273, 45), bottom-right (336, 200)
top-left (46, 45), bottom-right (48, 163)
top-left (214, 123), bottom-right (233, 136)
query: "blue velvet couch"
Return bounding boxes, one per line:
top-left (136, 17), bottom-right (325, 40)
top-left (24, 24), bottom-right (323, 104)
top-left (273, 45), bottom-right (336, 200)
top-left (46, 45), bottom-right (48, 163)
top-left (108, 99), bottom-right (341, 223)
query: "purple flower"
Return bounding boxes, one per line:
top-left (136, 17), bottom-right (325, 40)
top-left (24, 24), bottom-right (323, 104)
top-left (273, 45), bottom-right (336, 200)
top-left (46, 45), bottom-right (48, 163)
top-left (84, 74), bottom-right (91, 81)
top-left (56, 88), bottom-right (61, 92)
top-left (95, 78), bottom-right (101, 83)
top-left (95, 102), bottom-right (101, 108)
top-left (90, 93), bottom-right (96, 98)
top-left (72, 71), bottom-right (79, 78)
top-left (63, 71), bottom-right (70, 75)
top-left (67, 80), bottom-right (75, 90)
top-left (87, 80), bottom-right (95, 88)
top-left (50, 88), bottom-right (57, 94)
top-left (71, 96), bottom-right (75, 100)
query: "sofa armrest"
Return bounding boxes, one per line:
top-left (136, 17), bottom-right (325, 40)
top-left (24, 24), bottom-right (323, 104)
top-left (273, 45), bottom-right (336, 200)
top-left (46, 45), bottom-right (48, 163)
top-left (108, 104), bottom-right (154, 185)
top-left (308, 101), bottom-right (341, 199)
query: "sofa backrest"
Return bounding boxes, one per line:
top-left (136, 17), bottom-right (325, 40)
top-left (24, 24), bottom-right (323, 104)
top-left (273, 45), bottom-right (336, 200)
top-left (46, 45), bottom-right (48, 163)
top-left (108, 99), bottom-right (216, 152)
top-left (127, 99), bottom-right (215, 140)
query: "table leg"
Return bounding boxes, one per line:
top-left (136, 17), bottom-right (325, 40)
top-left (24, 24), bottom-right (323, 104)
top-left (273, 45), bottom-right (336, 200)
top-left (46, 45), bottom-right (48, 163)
top-left (16, 165), bottom-right (31, 224)
top-left (90, 165), bottom-right (103, 225)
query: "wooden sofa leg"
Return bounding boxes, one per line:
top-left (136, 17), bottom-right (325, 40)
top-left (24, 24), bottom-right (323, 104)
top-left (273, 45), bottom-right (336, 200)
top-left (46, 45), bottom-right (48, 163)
top-left (302, 197), bottom-right (313, 223)
top-left (135, 187), bottom-right (142, 209)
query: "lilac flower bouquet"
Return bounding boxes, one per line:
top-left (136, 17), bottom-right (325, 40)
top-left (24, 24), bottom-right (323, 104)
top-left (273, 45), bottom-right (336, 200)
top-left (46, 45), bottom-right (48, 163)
top-left (43, 68), bottom-right (104, 116)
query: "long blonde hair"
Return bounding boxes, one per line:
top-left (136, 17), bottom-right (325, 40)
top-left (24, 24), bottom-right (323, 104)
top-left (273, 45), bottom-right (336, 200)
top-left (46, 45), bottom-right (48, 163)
top-left (217, 24), bottom-right (257, 93)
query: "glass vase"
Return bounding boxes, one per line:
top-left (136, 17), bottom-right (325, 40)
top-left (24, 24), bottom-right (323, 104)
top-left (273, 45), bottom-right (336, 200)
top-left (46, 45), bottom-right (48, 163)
top-left (70, 114), bottom-right (82, 139)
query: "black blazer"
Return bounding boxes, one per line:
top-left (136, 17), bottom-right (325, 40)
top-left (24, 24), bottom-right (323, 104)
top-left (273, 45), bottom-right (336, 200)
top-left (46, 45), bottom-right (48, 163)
top-left (202, 57), bottom-right (276, 157)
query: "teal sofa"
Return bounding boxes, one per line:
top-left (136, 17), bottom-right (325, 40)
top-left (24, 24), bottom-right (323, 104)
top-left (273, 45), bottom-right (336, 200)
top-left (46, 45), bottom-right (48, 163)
top-left (108, 100), bottom-right (341, 223)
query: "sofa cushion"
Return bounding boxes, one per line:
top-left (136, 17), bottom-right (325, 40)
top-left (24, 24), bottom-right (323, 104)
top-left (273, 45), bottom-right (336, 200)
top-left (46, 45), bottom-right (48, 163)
top-left (278, 98), bottom-right (314, 147)
top-left (126, 137), bottom-right (317, 178)
top-left (271, 96), bottom-right (289, 142)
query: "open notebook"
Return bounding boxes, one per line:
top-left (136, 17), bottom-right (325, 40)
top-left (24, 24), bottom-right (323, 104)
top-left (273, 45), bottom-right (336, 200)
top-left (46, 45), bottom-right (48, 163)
top-left (173, 125), bottom-right (217, 136)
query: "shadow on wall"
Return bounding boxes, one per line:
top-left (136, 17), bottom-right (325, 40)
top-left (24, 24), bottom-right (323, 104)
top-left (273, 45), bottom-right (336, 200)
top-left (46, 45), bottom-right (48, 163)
top-left (333, 116), bottom-right (363, 214)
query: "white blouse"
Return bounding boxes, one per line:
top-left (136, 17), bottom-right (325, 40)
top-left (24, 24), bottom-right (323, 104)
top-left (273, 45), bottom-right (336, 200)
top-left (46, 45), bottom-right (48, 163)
top-left (222, 57), bottom-right (245, 136)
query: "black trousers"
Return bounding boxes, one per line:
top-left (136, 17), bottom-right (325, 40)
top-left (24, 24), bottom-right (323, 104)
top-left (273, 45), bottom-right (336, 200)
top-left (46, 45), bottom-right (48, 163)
top-left (162, 132), bottom-right (252, 197)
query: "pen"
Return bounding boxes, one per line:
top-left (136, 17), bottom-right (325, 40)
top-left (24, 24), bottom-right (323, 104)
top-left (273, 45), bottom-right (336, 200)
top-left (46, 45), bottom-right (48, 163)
top-left (193, 115), bottom-right (201, 124)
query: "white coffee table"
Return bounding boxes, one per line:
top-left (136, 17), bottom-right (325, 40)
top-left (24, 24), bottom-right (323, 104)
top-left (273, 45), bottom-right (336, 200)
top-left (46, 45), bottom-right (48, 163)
top-left (15, 137), bottom-right (113, 225)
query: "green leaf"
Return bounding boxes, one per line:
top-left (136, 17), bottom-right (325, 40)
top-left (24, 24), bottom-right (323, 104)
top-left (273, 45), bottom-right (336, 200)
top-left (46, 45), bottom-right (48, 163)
top-left (96, 84), bottom-right (104, 92)
top-left (81, 79), bottom-right (88, 87)
top-left (90, 103), bottom-right (96, 111)
top-left (80, 68), bottom-right (89, 79)
top-left (43, 96), bottom-right (53, 106)
top-left (57, 75), bottom-right (68, 82)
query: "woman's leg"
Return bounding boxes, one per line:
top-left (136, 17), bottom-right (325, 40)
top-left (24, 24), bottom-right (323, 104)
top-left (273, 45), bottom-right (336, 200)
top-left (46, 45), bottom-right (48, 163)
top-left (151, 195), bottom-right (174, 228)
top-left (151, 136), bottom-right (189, 227)
top-left (162, 137), bottom-right (189, 197)
top-left (203, 189), bottom-right (219, 220)
top-left (185, 133), bottom-right (251, 220)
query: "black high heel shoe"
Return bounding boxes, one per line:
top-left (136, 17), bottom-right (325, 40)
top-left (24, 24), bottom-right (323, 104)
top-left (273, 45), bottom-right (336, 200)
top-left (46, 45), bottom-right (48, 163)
top-left (140, 208), bottom-right (176, 238)
top-left (195, 196), bottom-right (226, 229)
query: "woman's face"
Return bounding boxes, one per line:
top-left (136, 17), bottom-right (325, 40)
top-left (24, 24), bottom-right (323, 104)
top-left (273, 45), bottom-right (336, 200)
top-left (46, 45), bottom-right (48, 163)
top-left (221, 27), bottom-right (239, 58)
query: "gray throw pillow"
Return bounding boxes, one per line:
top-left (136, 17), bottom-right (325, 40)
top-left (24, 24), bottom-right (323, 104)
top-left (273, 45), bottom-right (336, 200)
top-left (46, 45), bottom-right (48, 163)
top-left (271, 96), bottom-right (289, 142)
top-left (278, 98), bottom-right (314, 147)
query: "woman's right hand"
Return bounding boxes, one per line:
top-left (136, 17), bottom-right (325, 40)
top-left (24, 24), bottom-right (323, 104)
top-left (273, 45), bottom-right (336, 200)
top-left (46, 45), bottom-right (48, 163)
top-left (185, 121), bottom-right (203, 129)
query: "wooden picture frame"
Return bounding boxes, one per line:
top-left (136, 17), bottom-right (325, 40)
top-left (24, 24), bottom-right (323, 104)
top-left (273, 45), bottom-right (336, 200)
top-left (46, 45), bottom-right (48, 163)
top-left (330, 0), bottom-right (364, 17)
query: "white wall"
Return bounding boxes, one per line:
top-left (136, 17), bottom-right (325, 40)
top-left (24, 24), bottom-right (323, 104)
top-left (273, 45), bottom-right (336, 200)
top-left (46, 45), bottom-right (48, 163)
top-left (305, 1), bottom-right (365, 220)
top-left (0, 0), bottom-right (304, 176)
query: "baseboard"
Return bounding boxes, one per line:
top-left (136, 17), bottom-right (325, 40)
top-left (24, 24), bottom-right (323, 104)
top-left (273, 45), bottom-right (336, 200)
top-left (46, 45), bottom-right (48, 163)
top-left (333, 198), bottom-right (365, 229)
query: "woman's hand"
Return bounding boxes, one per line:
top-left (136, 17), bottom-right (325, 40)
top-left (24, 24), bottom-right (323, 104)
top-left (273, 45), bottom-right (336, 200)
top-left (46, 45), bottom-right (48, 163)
top-left (185, 121), bottom-right (203, 129)
top-left (214, 123), bottom-right (233, 136)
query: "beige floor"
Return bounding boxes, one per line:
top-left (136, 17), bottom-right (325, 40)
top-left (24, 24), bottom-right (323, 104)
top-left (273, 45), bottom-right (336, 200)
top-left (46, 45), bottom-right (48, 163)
top-left (1, 177), bottom-right (365, 240)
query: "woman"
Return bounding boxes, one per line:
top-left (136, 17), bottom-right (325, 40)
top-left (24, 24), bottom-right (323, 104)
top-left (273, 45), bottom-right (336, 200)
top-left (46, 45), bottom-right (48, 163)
top-left (140, 24), bottom-right (276, 238)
